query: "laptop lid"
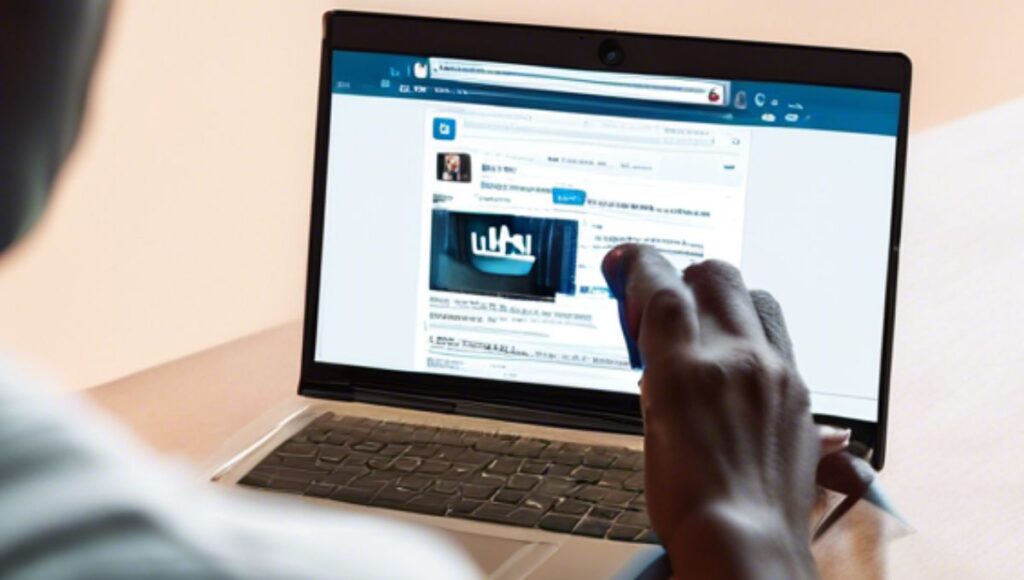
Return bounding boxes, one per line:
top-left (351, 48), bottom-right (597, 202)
top-left (299, 11), bottom-right (911, 470)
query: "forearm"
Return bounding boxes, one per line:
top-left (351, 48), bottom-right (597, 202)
top-left (664, 502), bottom-right (817, 580)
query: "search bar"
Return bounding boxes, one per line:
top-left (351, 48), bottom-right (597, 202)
top-left (428, 58), bottom-right (729, 106)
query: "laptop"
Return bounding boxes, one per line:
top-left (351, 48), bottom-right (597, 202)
top-left (210, 11), bottom-right (910, 577)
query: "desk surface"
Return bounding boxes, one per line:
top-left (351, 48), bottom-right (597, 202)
top-left (89, 100), bottom-right (1024, 578)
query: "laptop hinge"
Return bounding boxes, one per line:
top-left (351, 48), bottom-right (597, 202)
top-left (455, 400), bottom-right (641, 435)
top-left (350, 387), bottom-right (457, 415)
top-left (301, 383), bottom-right (641, 434)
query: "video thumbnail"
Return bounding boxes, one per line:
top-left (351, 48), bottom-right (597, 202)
top-left (437, 153), bottom-right (472, 182)
top-left (429, 210), bottom-right (578, 301)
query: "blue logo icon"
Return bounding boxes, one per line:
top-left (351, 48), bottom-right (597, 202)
top-left (433, 118), bottom-right (456, 140)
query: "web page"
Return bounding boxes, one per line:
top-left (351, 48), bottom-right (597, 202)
top-left (421, 106), bottom-right (748, 389)
top-left (315, 51), bottom-right (900, 422)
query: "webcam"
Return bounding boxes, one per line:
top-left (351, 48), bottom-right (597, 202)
top-left (598, 39), bottom-right (624, 67)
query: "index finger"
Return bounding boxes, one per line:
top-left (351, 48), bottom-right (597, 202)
top-left (602, 244), bottom-right (699, 369)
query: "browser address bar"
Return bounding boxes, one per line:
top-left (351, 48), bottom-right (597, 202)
top-left (428, 58), bottom-right (729, 106)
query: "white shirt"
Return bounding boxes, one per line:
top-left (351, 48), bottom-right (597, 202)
top-left (0, 357), bottom-right (481, 579)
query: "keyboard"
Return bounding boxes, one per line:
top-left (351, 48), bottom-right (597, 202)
top-left (238, 412), bottom-right (657, 543)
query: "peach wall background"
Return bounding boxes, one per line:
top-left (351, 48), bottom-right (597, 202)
top-left (1, 0), bottom-right (1021, 390)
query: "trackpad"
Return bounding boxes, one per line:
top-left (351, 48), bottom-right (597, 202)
top-left (448, 530), bottom-right (556, 578)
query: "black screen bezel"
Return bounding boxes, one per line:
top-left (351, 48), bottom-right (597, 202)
top-left (299, 10), bottom-right (911, 470)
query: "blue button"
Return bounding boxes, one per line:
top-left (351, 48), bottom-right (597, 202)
top-left (433, 118), bottom-right (456, 140)
top-left (552, 187), bottom-right (586, 205)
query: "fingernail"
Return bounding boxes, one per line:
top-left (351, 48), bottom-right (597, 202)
top-left (820, 425), bottom-right (852, 443)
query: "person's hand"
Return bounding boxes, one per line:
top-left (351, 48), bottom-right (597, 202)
top-left (602, 244), bottom-right (820, 579)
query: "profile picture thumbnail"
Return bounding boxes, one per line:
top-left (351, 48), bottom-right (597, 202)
top-left (437, 153), bottom-right (471, 182)
top-left (429, 210), bottom-right (578, 301)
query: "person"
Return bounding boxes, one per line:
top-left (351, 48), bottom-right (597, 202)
top-left (1, 3), bottom-right (856, 578)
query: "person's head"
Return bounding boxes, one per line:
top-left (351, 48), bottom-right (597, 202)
top-left (0, 1), bottom-right (110, 253)
top-left (445, 154), bottom-right (460, 173)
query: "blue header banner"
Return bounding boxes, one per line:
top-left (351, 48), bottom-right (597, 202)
top-left (331, 51), bottom-right (900, 137)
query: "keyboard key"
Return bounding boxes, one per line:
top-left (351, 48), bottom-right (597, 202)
top-left (607, 525), bottom-right (644, 542)
top-left (553, 499), bottom-right (590, 516)
top-left (471, 473), bottom-right (507, 487)
top-left (436, 430), bottom-right (464, 446)
top-left (628, 496), bottom-right (647, 510)
top-left (611, 453), bottom-right (642, 470)
top-left (406, 444), bottom-right (439, 458)
top-left (348, 477), bottom-right (388, 493)
top-left (537, 477), bottom-right (576, 496)
top-left (507, 508), bottom-right (544, 527)
top-left (494, 489), bottom-right (527, 505)
top-left (545, 464), bottom-right (574, 477)
top-left (279, 456), bottom-right (320, 470)
top-left (455, 450), bottom-right (497, 467)
top-left (569, 466), bottom-right (603, 484)
top-left (582, 453), bottom-right (616, 468)
top-left (306, 483), bottom-right (336, 498)
top-left (341, 453), bottom-right (371, 467)
top-left (368, 470), bottom-right (402, 483)
top-left (418, 459), bottom-right (451, 474)
top-left (324, 432), bottom-right (351, 446)
top-left (598, 469), bottom-right (632, 488)
top-left (392, 457), bottom-right (421, 472)
top-left (508, 440), bottom-right (547, 458)
top-left (303, 428), bottom-right (331, 443)
top-left (397, 475), bottom-right (433, 492)
top-left (324, 466), bottom-right (368, 485)
top-left (435, 445), bottom-right (464, 460)
top-left (277, 442), bottom-right (317, 457)
top-left (539, 513), bottom-right (581, 533)
top-left (378, 444), bottom-right (407, 457)
top-left (623, 473), bottom-right (645, 492)
top-left (489, 457), bottom-right (522, 475)
top-left (366, 456), bottom-right (394, 470)
top-left (468, 503), bottom-right (516, 523)
top-left (589, 506), bottom-right (622, 521)
top-left (331, 485), bottom-right (377, 505)
top-left (272, 466), bottom-right (330, 482)
top-left (406, 493), bottom-right (451, 516)
top-left (575, 485), bottom-right (610, 503)
top-left (351, 440), bottom-right (383, 453)
top-left (411, 427), bottom-right (438, 443)
top-left (602, 490), bottom-right (637, 508)
top-left (573, 517), bottom-right (613, 538)
top-left (433, 480), bottom-right (460, 495)
top-left (475, 436), bottom-right (513, 454)
top-left (271, 478), bottom-right (310, 493)
top-left (372, 486), bottom-right (418, 509)
top-left (552, 451), bottom-right (584, 466)
top-left (461, 483), bottom-right (499, 500)
top-left (506, 474), bottom-right (541, 491)
top-left (450, 498), bottom-right (483, 516)
top-left (636, 529), bottom-right (659, 544)
top-left (520, 460), bottom-right (549, 475)
top-left (618, 510), bottom-right (650, 528)
top-left (238, 472), bottom-right (273, 488)
top-left (318, 444), bottom-right (348, 463)
top-left (522, 494), bottom-right (557, 512)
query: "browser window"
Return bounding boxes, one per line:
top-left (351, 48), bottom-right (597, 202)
top-left (315, 51), bottom-right (900, 423)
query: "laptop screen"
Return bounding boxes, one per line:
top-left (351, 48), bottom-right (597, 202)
top-left (314, 50), bottom-right (901, 424)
